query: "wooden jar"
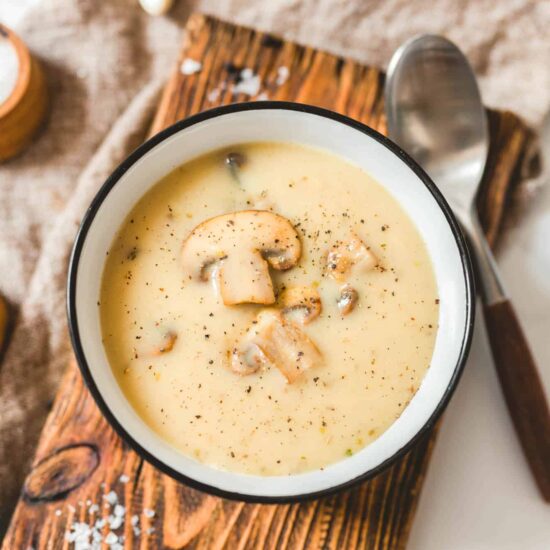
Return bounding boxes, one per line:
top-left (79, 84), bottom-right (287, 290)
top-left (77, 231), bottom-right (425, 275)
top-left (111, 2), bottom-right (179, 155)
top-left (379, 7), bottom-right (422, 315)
top-left (0, 24), bottom-right (48, 162)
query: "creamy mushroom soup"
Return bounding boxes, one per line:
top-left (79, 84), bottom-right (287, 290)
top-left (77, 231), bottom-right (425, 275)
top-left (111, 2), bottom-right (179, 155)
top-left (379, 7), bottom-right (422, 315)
top-left (100, 142), bottom-right (439, 475)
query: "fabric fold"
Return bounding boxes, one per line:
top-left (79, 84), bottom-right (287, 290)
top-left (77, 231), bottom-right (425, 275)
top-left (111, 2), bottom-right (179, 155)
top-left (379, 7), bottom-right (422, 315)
top-left (0, 79), bottom-right (162, 531)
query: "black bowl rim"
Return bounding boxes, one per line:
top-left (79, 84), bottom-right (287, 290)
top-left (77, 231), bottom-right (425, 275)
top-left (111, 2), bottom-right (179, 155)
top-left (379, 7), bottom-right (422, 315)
top-left (67, 100), bottom-right (475, 504)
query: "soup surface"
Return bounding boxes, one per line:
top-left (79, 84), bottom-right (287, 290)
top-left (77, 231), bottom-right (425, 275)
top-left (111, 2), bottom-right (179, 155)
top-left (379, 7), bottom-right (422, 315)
top-left (100, 142), bottom-right (439, 475)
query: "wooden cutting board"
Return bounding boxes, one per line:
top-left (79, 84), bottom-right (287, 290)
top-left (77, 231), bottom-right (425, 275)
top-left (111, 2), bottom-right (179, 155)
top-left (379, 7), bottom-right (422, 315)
top-left (3, 14), bottom-right (538, 550)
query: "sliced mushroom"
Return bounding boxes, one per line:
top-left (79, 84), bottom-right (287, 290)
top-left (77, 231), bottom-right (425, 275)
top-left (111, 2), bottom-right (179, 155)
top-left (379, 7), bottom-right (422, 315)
top-left (281, 286), bottom-right (322, 324)
top-left (337, 284), bottom-right (358, 315)
top-left (232, 310), bottom-right (323, 383)
top-left (326, 233), bottom-right (377, 281)
top-left (181, 210), bottom-right (301, 305)
top-left (231, 342), bottom-right (269, 375)
top-left (152, 331), bottom-right (177, 355)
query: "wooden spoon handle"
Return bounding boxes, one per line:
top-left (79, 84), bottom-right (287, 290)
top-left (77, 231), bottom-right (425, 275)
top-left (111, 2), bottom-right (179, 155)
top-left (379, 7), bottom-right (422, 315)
top-left (484, 299), bottom-right (550, 501)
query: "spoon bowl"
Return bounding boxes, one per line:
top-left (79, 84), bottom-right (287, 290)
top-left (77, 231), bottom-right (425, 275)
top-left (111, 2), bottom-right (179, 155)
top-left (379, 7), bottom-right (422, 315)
top-left (385, 34), bottom-right (489, 217)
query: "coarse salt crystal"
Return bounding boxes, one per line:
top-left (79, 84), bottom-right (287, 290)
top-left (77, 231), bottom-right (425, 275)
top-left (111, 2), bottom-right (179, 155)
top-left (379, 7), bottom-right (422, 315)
top-left (55, 509), bottom-right (62, 516)
top-left (233, 69), bottom-right (261, 97)
top-left (108, 515), bottom-right (123, 530)
top-left (207, 88), bottom-right (220, 103)
top-left (257, 92), bottom-right (269, 101)
top-left (65, 522), bottom-right (91, 543)
top-left (276, 66), bottom-right (289, 85)
top-left (181, 58), bottom-right (202, 75)
top-left (103, 491), bottom-right (118, 505)
top-left (89, 504), bottom-right (99, 514)
top-left (114, 504), bottom-right (125, 517)
top-left (119, 474), bottom-right (130, 483)
top-left (131, 514), bottom-right (141, 536)
top-left (143, 508), bottom-right (155, 518)
top-left (104, 531), bottom-right (118, 545)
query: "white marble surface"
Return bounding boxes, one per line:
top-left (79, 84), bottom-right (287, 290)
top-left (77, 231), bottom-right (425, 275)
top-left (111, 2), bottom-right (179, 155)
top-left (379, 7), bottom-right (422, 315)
top-left (2, 1), bottom-right (550, 546)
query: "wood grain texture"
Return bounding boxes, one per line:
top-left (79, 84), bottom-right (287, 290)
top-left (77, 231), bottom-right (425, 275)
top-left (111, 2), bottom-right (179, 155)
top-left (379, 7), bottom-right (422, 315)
top-left (3, 14), bottom-right (538, 550)
top-left (484, 300), bottom-right (550, 501)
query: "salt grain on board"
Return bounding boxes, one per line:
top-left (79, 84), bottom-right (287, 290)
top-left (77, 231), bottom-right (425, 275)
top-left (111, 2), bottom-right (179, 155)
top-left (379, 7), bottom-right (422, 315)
top-left (181, 58), bottom-right (202, 75)
top-left (108, 514), bottom-right (123, 530)
top-left (104, 532), bottom-right (118, 545)
top-left (114, 504), bottom-right (125, 517)
top-left (233, 68), bottom-right (261, 96)
top-left (207, 87), bottom-right (220, 103)
top-left (131, 514), bottom-right (141, 536)
top-left (119, 474), bottom-right (130, 483)
top-left (276, 66), bottom-right (289, 85)
top-left (103, 490), bottom-right (118, 505)
top-left (65, 521), bottom-right (92, 545)
top-left (64, 495), bottom-right (157, 548)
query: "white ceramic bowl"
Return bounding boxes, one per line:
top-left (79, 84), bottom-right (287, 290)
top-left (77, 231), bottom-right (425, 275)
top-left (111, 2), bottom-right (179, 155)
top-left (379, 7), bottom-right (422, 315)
top-left (67, 102), bottom-right (475, 502)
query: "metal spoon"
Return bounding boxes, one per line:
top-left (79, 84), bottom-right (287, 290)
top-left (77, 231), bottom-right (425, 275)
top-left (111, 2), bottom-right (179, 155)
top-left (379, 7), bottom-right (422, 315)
top-left (385, 34), bottom-right (550, 501)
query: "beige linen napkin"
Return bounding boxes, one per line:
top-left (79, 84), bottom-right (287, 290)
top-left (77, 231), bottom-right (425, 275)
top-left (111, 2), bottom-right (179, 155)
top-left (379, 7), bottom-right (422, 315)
top-left (0, 0), bottom-right (549, 533)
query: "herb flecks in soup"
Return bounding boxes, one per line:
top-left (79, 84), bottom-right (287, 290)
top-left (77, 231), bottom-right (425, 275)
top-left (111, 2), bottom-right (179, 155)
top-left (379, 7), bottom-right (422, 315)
top-left (100, 142), bottom-right (439, 475)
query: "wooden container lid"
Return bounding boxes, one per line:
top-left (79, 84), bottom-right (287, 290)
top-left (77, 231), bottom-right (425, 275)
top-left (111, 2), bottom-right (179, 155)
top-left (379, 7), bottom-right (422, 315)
top-left (0, 24), bottom-right (48, 162)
